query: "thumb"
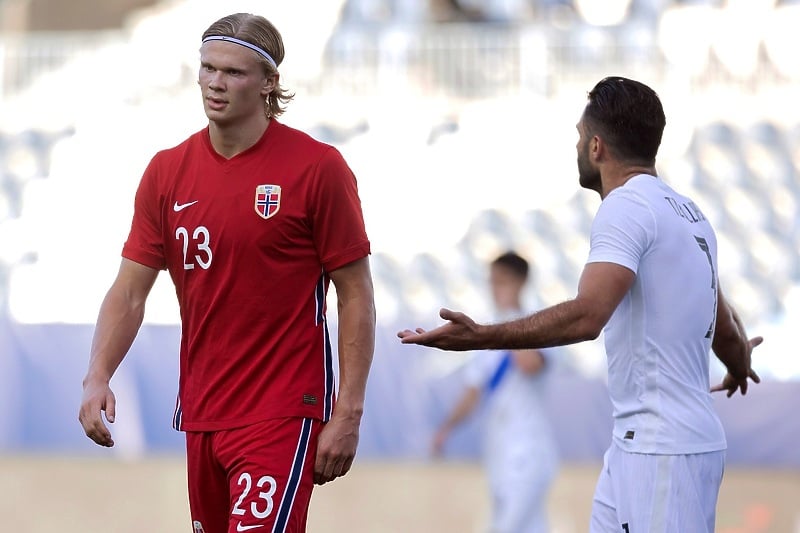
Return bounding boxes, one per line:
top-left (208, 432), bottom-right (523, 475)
top-left (439, 308), bottom-right (457, 321)
top-left (105, 392), bottom-right (116, 423)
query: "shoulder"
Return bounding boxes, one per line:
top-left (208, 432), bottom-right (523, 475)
top-left (596, 177), bottom-right (657, 220)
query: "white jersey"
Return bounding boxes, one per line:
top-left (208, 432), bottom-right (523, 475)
top-left (464, 308), bottom-right (558, 533)
top-left (587, 174), bottom-right (726, 454)
top-left (464, 309), bottom-right (559, 465)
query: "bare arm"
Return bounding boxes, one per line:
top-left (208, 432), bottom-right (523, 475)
top-left (399, 262), bottom-right (635, 352)
top-left (432, 386), bottom-right (481, 456)
top-left (710, 287), bottom-right (762, 397)
top-left (314, 257), bottom-right (376, 485)
top-left (78, 258), bottom-right (159, 447)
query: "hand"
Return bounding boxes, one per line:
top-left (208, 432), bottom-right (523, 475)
top-left (711, 368), bottom-right (761, 397)
top-left (314, 414), bottom-right (360, 485)
top-left (431, 427), bottom-right (449, 457)
top-left (78, 379), bottom-right (116, 447)
top-left (711, 336), bottom-right (763, 397)
top-left (397, 308), bottom-right (485, 351)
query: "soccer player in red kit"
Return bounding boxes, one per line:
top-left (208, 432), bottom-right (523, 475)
top-left (78, 12), bottom-right (376, 533)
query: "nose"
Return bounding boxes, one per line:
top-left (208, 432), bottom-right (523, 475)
top-left (207, 71), bottom-right (224, 91)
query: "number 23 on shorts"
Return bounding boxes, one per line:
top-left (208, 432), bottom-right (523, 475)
top-left (232, 471), bottom-right (278, 530)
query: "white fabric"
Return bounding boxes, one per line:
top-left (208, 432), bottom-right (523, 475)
top-left (587, 174), bottom-right (726, 454)
top-left (463, 308), bottom-right (559, 533)
top-left (590, 443), bottom-right (725, 533)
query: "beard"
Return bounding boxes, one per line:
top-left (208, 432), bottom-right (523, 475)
top-left (577, 146), bottom-right (601, 193)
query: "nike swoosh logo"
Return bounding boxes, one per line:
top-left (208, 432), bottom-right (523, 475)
top-left (236, 523), bottom-right (264, 532)
top-left (173, 200), bottom-right (198, 212)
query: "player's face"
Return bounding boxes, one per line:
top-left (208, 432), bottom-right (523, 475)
top-left (490, 265), bottom-right (524, 312)
top-left (576, 116), bottom-right (601, 193)
top-left (198, 41), bottom-right (274, 126)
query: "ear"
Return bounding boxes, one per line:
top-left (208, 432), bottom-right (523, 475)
top-left (590, 135), bottom-right (604, 162)
top-left (261, 73), bottom-right (279, 98)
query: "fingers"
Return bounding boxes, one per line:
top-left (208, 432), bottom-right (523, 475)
top-left (749, 336), bottom-right (764, 349)
top-left (105, 395), bottom-right (116, 424)
top-left (397, 328), bottom-right (428, 340)
top-left (79, 412), bottom-right (114, 447)
top-left (78, 388), bottom-right (116, 447)
top-left (750, 369), bottom-right (761, 384)
top-left (314, 451), bottom-right (352, 485)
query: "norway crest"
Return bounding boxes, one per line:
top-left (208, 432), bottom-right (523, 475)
top-left (255, 184), bottom-right (281, 219)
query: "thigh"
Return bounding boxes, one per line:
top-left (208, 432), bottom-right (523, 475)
top-left (186, 431), bottom-right (230, 533)
top-left (590, 447), bottom-right (619, 533)
top-left (490, 480), bottom-right (551, 533)
top-left (488, 456), bottom-right (556, 533)
top-left (218, 418), bottom-right (321, 533)
top-left (609, 447), bottom-right (725, 533)
top-left (665, 451), bottom-right (725, 532)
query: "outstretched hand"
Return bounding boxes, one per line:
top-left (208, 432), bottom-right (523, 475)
top-left (710, 336), bottom-right (763, 397)
top-left (397, 308), bottom-right (485, 351)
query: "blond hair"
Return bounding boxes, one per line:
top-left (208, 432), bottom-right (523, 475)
top-left (202, 13), bottom-right (294, 117)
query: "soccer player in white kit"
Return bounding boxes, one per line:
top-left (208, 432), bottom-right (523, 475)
top-left (432, 252), bottom-right (558, 533)
top-left (399, 77), bottom-right (762, 532)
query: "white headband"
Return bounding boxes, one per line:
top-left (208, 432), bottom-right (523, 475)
top-left (202, 35), bottom-right (277, 69)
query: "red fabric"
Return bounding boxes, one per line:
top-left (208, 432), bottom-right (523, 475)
top-left (186, 417), bottom-right (321, 533)
top-left (122, 120), bottom-right (370, 430)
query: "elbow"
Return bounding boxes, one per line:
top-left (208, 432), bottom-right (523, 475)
top-left (582, 328), bottom-right (602, 342)
top-left (576, 314), bottom-right (605, 342)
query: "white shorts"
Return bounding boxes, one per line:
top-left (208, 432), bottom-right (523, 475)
top-left (590, 443), bottom-right (725, 533)
top-left (485, 443), bottom-right (558, 533)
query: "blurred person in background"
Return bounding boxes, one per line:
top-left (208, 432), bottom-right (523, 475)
top-left (432, 251), bottom-right (558, 533)
top-left (400, 76), bottom-right (762, 533)
top-left (78, 12), bottom-right (375, 533)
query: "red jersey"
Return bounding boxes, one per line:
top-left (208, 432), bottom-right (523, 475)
top-left (122, 120), bottom-right (371, 431)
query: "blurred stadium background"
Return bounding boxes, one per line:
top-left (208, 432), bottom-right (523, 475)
top-left (1, 0), bottom-right (799, 531)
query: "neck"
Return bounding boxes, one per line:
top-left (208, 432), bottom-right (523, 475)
top-left (599, 163), bottom-right (657, 199)
top-left (208, 115), bottom-right (270, 159)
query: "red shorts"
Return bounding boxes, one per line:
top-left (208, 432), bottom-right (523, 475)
top-left (186, 417), bottom-right (321, 533)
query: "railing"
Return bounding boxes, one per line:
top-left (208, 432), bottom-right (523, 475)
top-left (0, 30), bottom-right (124, 100)
top-left (2, 22), bottom-right (793, 105)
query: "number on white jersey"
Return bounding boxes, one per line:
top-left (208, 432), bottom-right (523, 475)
top-left (694, 236), bottom-right (717, 339)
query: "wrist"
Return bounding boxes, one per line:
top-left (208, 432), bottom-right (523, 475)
top-left (82, 370), bottom-right (111, 388)
top-left (332, 401), bottom-right (364, 421)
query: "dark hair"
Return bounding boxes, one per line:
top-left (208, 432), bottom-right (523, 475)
top-left (492, 251), bottom-right (529, 280)
top-left (202, 13), bottom-right (294, 117)
top-left (583, 77), bottom-right (666, 165)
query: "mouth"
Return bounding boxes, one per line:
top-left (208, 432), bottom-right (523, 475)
top-left (206, 96), bottom-right (228, 110)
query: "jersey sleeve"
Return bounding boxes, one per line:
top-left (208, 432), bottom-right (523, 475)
top-left (586, 188), bottom-right (655, 274)
top-left (121, 155), bottom-right (167, 270)
top-left (310, 147), bottom-right (371, 272)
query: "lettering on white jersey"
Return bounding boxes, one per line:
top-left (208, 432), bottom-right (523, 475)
top-left (663, 196), bottom-right (706, 223)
